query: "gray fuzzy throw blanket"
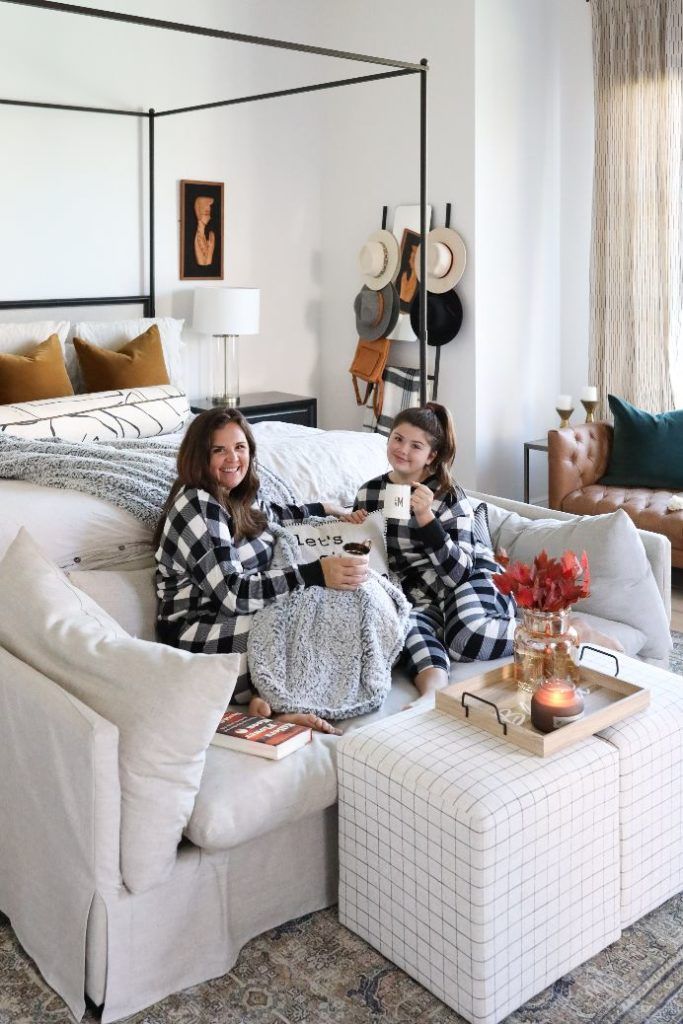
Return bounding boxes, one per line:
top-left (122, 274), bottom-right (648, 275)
top-left (0, 433), bottom-right (294, 529)
top-left (247, 525), bottom-right (411, 719)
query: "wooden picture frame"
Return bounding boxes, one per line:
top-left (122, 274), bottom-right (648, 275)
top-left (179, 179), bottom-right (224, 280)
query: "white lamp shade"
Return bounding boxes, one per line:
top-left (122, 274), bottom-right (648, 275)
top-left (193, 287), bottom-right (260, 335)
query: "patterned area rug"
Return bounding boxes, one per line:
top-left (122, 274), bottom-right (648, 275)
top-left (2, 635), bottom-right (683, 1024)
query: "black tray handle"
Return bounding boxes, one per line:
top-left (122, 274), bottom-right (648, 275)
top-left (578, 644), bottom-right (620, 677)
top-left (461, 691), bottom-right (508, 736)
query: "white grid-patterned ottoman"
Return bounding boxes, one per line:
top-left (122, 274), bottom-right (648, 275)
top-left (337, 709), bottom-right (621, 1024)
top-left (586, 650), bottom-right (683, 927)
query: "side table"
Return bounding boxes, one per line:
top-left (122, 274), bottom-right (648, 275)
top-left (190, 391), bottom-right (317, 428)
top-left (523, 437), bottom-right (549, 504)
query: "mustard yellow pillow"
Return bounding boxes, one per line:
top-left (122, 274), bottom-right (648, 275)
top-left (73, 324), bottom-right (170, 392)
top-left (0, 334), bottom-right (74, 404)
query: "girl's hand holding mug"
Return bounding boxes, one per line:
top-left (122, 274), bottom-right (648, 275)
top-left (320, 553), bottom-right (369, 590)
top-left (410, 481), bottom-right (435, 526)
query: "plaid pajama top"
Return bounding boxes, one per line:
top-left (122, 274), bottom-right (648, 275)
top-left (155, 486), bottom-right (325, 653)
top-left (354, 472), bottom-right (501, 604)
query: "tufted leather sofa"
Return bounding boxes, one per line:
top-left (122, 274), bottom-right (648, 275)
top-left (548, 422), bottom-right (683, 568)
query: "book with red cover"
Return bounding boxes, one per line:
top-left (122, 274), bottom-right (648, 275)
top-left (210, 711), bottom-right (312, 760)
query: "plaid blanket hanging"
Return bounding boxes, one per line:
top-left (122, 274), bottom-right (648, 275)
top-left (362, 366), bottom-right (434, 436)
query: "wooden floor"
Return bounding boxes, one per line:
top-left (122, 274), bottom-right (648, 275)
top-left (672, 568), bottom-right (683, 633)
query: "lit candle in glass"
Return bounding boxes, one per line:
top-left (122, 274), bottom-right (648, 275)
top-left (530, 678), bottom-right (584, 733)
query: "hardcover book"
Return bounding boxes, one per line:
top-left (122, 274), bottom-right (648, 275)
top-left (211, 711), bottom-right (312, 760)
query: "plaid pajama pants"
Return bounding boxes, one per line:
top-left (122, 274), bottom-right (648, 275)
top-left (402, 570), bottom-right (516, 676)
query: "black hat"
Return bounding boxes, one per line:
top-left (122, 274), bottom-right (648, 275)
top-left (409, 288), bottom-right (463, 347)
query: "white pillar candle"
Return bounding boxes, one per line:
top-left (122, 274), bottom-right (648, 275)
top-left (556, 394), bottom-right (572, 409)
top-left (581, 386), bottom-right (598, 401)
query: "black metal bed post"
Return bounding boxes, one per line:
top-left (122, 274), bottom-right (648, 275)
top-left (418, 58), bottom-right (428, 407)
top-left (148, 108), bottom-right (155, 317)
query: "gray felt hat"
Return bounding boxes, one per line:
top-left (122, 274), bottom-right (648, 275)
top-left (353, 282), bottom-right (400, 341)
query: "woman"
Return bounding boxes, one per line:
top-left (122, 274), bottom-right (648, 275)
top-left (155, 407), bottom-right (368, 732)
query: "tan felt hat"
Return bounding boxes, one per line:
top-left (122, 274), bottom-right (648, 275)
top-left (358, 229), bottom-right (400, 291)
top-left (415, 227), bottom-right (467, 294)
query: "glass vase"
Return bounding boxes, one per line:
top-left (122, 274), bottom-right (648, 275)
top-left (514, 609), bottom-right (579, 714)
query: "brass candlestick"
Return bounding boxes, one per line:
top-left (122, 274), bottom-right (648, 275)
top-left (556, 406), bottom-right (574, 429)
top-left (581, 399), bottom-right (598, 423)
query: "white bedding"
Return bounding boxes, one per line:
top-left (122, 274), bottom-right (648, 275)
top-left (0, 423), bottom-right (389, 568)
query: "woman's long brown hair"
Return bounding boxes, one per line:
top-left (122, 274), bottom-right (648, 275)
top-left (391, 402), bottom-right (457, 498)
top-left (153, 407), bottom-right (267, 547)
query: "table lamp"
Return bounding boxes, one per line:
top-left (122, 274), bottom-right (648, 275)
top-left (193, 287), bottom-right (260, 406)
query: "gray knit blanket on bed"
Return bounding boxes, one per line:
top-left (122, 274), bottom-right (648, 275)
top-left (0, 433), bottom-right (295, 529)
top-left (247, 524), bottom-right (411, 720)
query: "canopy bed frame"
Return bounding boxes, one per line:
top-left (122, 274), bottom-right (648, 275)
top-left (0, 0), bottom-right (432, 404)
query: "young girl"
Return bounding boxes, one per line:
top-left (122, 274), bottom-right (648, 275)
top-left (154, 407), bottom-right (368, 733)
top-left (354, 402), bottom-right (516, 697)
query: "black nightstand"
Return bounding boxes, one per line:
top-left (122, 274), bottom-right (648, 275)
top-left (190, 391), bottom-right (317, 428)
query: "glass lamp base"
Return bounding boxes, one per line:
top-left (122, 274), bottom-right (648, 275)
top-left (212, 334), bottom-right (240, 406)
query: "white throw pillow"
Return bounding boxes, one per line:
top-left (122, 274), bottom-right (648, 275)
top-left (69, 565), bottom-right (157, 640)
top-left (488, 506), bottom-right (671, 660)
top-left (0, 529), bottom-right (239, 894)
top-left (282, 511), bottom-right (389, 576)
top-left (68, 317), bottom-right (185, 391)
top-left (0, 384), bottom-right (189, 441)
top-left (254, 425), bottom-right (389, 506)
top-left (0, 320), bottom-right (69, 354)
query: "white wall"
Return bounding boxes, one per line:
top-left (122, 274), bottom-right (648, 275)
top-left (0, 0), bottom-right (594, 501)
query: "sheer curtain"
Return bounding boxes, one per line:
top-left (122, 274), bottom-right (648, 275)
top-left (590, 0), bottom-right (683, 412)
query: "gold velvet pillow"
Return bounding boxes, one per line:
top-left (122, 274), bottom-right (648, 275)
top-left (73, 324), bottom-right (170, 392)
top-left (0, 334), bottom-right (74, 404)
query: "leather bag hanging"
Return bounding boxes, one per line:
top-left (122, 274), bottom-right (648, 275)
top-left (349, 337), bottom-right (392, 418)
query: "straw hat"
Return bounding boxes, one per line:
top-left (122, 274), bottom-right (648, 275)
top-left (358, 230), bottom-right (400, 291)
top-left (415, 227), bottom-right (467, 294)
top-left (353, 282), bottom-right (400, 341)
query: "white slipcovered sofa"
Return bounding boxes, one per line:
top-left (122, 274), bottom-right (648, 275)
top-left (0, 427), bottom-right (673, 1022)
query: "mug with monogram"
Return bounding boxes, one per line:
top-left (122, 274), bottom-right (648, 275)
top-left (383, 483), bottom-right (411, 521)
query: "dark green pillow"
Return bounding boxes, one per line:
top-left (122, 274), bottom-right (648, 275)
top-left (600, 394), bottom-right (683, 489)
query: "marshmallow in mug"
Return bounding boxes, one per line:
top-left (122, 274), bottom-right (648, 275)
top-left (383, 483), bottom-right (412, 520)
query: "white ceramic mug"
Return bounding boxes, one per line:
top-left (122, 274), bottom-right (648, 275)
top-left (383, 483), bottom-right (411, 520)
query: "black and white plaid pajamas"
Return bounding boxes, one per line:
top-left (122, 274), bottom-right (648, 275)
top-left (155, 486), bottom-right (325, 699)
top-left (354, 473), bottom-right (516, 677)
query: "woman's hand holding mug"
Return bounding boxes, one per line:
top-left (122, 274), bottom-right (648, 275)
top-left (320, 553), bottom-right (369, 590)
top-left (410, 481), bottom-right (435, 526)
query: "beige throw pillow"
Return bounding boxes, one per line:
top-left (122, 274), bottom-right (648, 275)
top-left (0, 529), bottom-right (239, 894)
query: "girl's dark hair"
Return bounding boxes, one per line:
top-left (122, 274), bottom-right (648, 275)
top-left (153, 407), bottom-right (267, 547)
top-left (391, 402), bottom-right (457, 498)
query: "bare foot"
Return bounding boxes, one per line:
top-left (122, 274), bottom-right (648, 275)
top-left (275, 712), bottom-right (342, 735)
top-left (570, 615), bottom-right (625, 654)
top-left (249, 695), bottom-right (272, 718)
top-left (414, 667), bottom-right (449, 697)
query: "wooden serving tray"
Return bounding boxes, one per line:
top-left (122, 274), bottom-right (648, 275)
top-left (435, 659), bottom-right (650, 756)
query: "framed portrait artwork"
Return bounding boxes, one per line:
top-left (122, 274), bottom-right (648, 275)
top-left (179, 180), bottom-right (224, 280)
top-left (387, 203), bottom-right (432, 342)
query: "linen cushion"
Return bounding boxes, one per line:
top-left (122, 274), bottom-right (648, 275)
top-left (0, 319), bottom-right (69, 354)
top-left (185, 735), bottom-right (338, 852)
top-left (0, 334), bottom-right (74, 403)
top-left (70, 565), bottom-right (157, 640)
top-left (487, 504), bottom-right (671, 660)
top-left (68, 317), bottom-right (184, 391)
top-left (73, 324), bottom-right (170, 392)
top-left (601, 393), bottom-right (683, 489)
top-left (0, 529), bottom-right (239, 894)
top-left (282, 510), bottom-right (389, 575)
top-left (0, 384), bottom-right (189, 441)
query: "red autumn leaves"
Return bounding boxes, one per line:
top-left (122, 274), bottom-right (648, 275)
top-left (494, 549), bottom-right (591, 612)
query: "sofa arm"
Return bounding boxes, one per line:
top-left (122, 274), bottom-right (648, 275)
top-left (0, 647), bottom-right (122, 1021)
top-left (548, 423), bottom-right (613, 510)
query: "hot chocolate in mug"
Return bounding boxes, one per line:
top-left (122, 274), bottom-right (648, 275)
top-left (383, 483), bottom-right (411, 520)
